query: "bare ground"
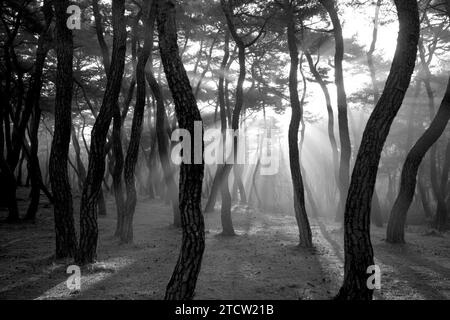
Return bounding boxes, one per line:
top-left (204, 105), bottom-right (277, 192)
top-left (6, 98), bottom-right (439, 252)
top-left (0, 187), bottom-right (449, 300)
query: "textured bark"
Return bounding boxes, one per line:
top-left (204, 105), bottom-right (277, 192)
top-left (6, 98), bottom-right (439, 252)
top-left (285, 1), bottom-right (312, 247)
top-left (319, 0), bottom-right (352, 223)
top-left (78, 0), bottom-right (127, 264)
top-left (387, 78), bottom-right (450, 242)
top-left (50, 0), bottom-right (78, 258)
top-left (122, 0), bottom-right (153, 243)
top-left (158, 0), bottom-right (205, 300)
top-left (336, 0), bottom-right (419, 300)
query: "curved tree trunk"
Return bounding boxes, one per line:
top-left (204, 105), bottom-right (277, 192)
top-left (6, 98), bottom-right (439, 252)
top-left (218, 0), bottom-right (265, 235)
top-left (304, 51), bottom-right (339, 185)
top-left (336, 0), bottom-right (419, 300)
top-left (78, 0), bottom-right (127, 264)
top-left (158, 0), bottom-right (205, 300)
top-left (386, 78), bottom-right (450, 243)
top-left (285, 0), bottom-right (312, 247)
top-left (50, 0), bottom-right (78, 258)
top-left (122, 0), bottom-right (153, 243)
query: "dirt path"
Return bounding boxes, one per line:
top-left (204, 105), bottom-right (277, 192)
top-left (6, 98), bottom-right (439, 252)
top-left (0, 193), bottom-right (449, 300)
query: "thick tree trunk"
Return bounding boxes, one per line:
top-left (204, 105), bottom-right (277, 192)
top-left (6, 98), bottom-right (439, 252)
top-left (50, 0), bottom-right (78, 258)
top-left (285, 1), bottom-right (312, 247)
top-left (157, 0), bottom-right (205, 300)
top-left (387, 78), bottom-right (450, 242)
top-left (122, 0), bottom-right (153, 243)
top-left (319, 0), bottom-right (352, 223)
top-left (336, 0), bottom-right (419, 300)
top-left (78, 0), bottom-right (127, 264)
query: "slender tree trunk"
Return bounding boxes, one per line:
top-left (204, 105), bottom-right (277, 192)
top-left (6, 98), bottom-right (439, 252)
top-left (336, 0), bottom-right (419, 299)
top-left (319, 0), bottom-right (352, 223)
top-left (145, 33), bottom-right (180, 227)
top-left (158, 0), bottom-right (205, 300)
top-left (387, 78), bottom-right (450, 242)
top-left (50, 0), bottom-right (78, 258)
top-left (285, 1), bottom-right (312, 247)
top-left (218, 31), bottom-right (234, 235)
top-left (304, 51), bottom-right (339, 185)
top-left (122, 0), bottom-right (153, 243)
top-left (112, 104), bottom-right (126, 237)
top-left (78, 0), bottom-right (127, 264)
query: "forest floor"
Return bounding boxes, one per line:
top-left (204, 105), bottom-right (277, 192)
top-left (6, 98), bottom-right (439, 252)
top-left (0, 187), bottom-right (449, 300)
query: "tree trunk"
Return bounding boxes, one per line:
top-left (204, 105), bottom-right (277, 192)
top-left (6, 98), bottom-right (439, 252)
top-left (157, 0), bottom-right (205, 300)
top-left (319, 0), bottom-right (352, 223)
top-left (336, 0), bottom-right (419, 300)
top-left (304, 51), bottom-right (339, 185)
top-left (122, 0), bottom-right (153, 243)
top-left (78, 0), bottom-right (127, 264)
top-left (285, 1), bottom-right (312, 247)
top-left (218, 31), bottom-right (234, 235)
top-left (387, 78), bottom-right (450, 242)
top-left (49, 0), bottom-right (78, 258)
top-left (145, 33), bottom-right (180, 227)
top-left (434, 139), bottom-right (450, 230)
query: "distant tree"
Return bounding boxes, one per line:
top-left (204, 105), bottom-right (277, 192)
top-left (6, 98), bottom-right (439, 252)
top-left (319, 0), bottom-right (352, 223)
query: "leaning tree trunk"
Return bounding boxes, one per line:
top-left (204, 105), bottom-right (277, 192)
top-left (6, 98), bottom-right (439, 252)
top-left (319, 0), bottom-right (352, 223)
top-left (386, 78), bottom-right (450, 243)
top-left (336, 0), bottom-right (419, 300)
top-left (285, 0), bottom-right (312, 247)
top-left (121, 0), bottom-right (153, 243)
top-left (49, 0), bottom-right (78, 258)
top-left (78, 0), bottom-right (127, 264)
top-left (157, 0), bottom-right (205, 300)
